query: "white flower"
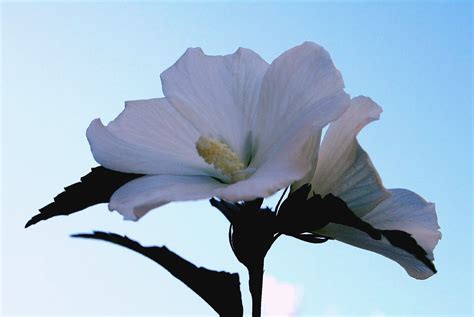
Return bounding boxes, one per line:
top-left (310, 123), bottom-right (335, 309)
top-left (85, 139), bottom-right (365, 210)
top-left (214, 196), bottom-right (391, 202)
top-left (86, 42), bottom-right (350, 221)
top-left (304, 96), bottom-right (441, 279)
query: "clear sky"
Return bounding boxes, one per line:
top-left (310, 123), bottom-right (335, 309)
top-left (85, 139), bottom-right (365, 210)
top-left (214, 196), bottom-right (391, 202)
top-left (1, 1), bottom-right (472, 316)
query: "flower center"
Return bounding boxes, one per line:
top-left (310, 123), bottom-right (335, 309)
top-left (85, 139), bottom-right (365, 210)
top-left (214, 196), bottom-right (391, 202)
top-left (196, 136), bottom-right (246, 181)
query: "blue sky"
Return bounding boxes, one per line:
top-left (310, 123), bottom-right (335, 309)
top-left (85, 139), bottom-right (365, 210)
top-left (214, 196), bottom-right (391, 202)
top-left (1, 1), bottom-right (472, 316)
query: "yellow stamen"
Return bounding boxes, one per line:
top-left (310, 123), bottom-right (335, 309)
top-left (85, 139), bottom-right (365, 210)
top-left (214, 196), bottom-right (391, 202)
top-left (196, 136), bottom-right (244, 178)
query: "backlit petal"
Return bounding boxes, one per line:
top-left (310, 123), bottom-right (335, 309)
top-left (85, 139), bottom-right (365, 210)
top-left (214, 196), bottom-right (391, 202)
top-left (87, 98), bottom-right (215, 176)
top-left (161, 47), bottom-right (269, 162)
top-left (109, 175), bottom-right (225, 220)
top-left (311, 96), bottom-right (389, 217)
top-left (253, 42), bottom-right (350, 167)
top-left (316, 189), bottom-right (441, 279)
top-left (216, 111), bottom-right (322, 201)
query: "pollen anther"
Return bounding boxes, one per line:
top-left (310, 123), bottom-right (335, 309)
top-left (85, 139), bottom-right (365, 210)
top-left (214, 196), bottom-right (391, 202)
top-left (196, 136), bottom-right (244, 178)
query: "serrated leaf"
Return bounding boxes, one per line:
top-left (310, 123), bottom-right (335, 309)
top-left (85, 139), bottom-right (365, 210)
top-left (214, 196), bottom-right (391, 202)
top-left (26, 167), bottom-right (143, 227)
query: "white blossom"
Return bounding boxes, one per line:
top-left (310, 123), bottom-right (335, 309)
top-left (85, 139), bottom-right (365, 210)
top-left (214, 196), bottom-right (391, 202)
top-left (86, 42), bottom-right (350, 220)
top-left (305, 96), bottom-right (441, 279)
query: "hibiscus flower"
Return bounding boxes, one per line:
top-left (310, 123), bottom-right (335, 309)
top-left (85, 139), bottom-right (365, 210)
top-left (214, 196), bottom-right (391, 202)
top-left (86, 42), bottom-right (350, 221)
top-left (300, 96), bottom-right (441, 279)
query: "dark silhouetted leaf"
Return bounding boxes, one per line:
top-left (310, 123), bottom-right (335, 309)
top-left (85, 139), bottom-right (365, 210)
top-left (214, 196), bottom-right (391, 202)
top-left (382, 230), bottom-right (437, 274)
top-left (26, 166), bottom-right (143, 228)
top-left (277, 186), bottom-right (381, 240)
top-left (278, 184), bottom-right (436, 274)
top-left (72, 231), bottom-right (243, 317)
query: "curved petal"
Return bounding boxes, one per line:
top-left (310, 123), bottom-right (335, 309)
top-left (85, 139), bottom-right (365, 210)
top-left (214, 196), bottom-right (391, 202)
top-left (252, 41), bottom-right (350, 167)
top-left (161, 47), bottom-right (269, 162)
top-left (311, 96), bottom-right (389, 217)
top-left (216, 110), bottom-right (322, 201)
top-left (109, 175), bottom-right (225, 220)
top-left (316, 189), bottom-right (441, 279)
top-left (290, 130), bottom-right (322, 191)
top-left (363, 189), bottom-right (441, 254)
top-left (86, 98), bottom-right (216, 176)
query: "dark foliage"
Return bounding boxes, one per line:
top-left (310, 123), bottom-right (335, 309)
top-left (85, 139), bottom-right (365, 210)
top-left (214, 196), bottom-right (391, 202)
top-left (277, 185), bottom-right (381, 239)
top-left (72, 231), bottom-right (243, 317)
top-left (381, 230), bottom-right (437, 274)
top-left (26, 167), bottom-right (143, 228)
top-left (211, 198), bottom-right (278, 317)
top-left (278, 185), bottom-right (436, 274)
top-left (28, 171), bottom-right (437, 317)
top-left (211, 198), bottom-right (277, 267)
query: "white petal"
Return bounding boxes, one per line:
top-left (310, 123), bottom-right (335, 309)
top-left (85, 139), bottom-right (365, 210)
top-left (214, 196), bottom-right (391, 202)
top-left (161, 47), bottom-right (269, 162)
top-left (109, 175), bottom-right (225, 220)
top-left (363, 189), bottom-right (441, 256)
top-left (87, 98), bottom-right (216, 176)
top-left (252, 42), bottom-right (350, 167)
top-left (216, 114), bottom-right (320, 201)
top-left (290, 130), bottom-right (322, 191)
top-left (316, 189), bottom-right (441, 279)
top-left (311, 96), bottom-right (389, 217)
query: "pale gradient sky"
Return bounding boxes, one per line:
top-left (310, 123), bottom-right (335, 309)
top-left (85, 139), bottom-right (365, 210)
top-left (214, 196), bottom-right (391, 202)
top-left (1, 1), bottom-right (472, 316)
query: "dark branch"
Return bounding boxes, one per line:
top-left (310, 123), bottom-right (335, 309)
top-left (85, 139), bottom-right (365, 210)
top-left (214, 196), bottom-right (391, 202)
top-left (209, 198), bottom-right (275, 317)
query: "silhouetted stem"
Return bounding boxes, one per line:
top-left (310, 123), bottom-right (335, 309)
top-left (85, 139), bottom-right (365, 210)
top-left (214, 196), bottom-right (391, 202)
top-left (248, 260), bottom-right (264, 317)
